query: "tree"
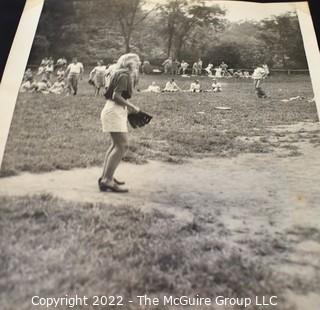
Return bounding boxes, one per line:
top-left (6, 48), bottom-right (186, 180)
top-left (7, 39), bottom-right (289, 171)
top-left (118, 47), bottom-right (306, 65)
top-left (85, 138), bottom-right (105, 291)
top-left (259, 12), bottom-right (307, 68)
top-left (159, 0), bottom-right (225, 58)
top-left (105, 0), bottom-right (158, 53)
top-left (32, 0), bottom-right (74, 56)
top-left (205, 21), bottom-right (269, 68)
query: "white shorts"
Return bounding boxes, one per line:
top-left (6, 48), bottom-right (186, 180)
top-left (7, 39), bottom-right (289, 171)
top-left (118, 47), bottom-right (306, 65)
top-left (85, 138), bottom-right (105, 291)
top-left (101, 100), bottom-right (128, 133)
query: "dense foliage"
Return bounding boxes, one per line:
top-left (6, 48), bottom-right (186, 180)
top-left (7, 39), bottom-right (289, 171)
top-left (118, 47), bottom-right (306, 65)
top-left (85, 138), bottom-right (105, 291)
top-left (29, 0), bottom-right (307, 69)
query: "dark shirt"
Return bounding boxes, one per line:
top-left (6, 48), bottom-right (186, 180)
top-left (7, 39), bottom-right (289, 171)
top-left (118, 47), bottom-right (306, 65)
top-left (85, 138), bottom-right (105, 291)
top-left (105, 69), bottom-right (132, 100)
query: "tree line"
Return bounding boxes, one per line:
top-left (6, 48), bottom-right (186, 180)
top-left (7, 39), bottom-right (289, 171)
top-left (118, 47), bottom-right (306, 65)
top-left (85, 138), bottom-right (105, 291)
top-left (29, 0), bottom-right (308, 69)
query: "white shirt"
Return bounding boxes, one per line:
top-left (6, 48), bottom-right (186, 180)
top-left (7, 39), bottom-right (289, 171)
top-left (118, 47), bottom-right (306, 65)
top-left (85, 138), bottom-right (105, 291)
top-left (147, 85), bottom-right (161, 93)
top-left (252, 67), bottom-right (266, 80)
top-left (67, 62), bottom-right (84, 74)
top-left (181, 62), bottom-right (189, 69)
top-left (164, 81), bottom-right (180, 91)
top-left (90, 65), bottom-right (107, 77)
top-left (37, 81), bottom-right (49, 91)
top-left (51, 81), bottom-right (65, 90)
top-left (20, 81), bottom-right (33, 92)
top-left (212, 82), bottom-right (222, 90)
top-left (263, 65), bottom-right (269, 75)
top-left (215, 68), bottom-right (222, 77)
top-left (190, 82), bottom-right (201, 92)
top-left (57, 69), bottom-right (65, 77)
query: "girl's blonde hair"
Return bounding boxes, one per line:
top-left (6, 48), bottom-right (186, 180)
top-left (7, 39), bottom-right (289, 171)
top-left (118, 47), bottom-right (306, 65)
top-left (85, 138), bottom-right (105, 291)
top-left (115, 53), bottom-right (140, 87)
top-left (116, 53), bottom-right (140, 70)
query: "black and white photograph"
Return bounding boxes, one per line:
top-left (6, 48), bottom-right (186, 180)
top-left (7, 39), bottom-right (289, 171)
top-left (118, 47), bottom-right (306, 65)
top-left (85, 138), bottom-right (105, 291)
top-left (0, 0), bottom-right (320, 309)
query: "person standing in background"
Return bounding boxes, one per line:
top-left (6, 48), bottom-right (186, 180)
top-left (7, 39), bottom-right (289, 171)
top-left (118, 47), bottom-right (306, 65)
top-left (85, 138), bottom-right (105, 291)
top-left (162, 57), bottom-right (173, 74)
top-left (197, 58), bottom-right (203, 75)
top-left (89, 60), bottom-right (107, 96)
top-left (65, 57), bottom-right (84, 95)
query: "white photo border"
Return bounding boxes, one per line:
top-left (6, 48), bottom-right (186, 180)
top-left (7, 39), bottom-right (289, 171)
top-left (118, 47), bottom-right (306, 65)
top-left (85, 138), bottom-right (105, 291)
top-left (0, 0), bottom-right (44, 167)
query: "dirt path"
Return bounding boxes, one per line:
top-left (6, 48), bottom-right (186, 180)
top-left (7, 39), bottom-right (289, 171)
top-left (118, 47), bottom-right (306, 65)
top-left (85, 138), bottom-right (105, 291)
top-left (1, 123), bottom-right (320, 309)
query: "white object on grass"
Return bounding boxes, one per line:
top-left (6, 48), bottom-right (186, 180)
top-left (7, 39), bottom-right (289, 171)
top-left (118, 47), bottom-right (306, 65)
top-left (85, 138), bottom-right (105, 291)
top-left (215, 106), bottom-right (231, 110)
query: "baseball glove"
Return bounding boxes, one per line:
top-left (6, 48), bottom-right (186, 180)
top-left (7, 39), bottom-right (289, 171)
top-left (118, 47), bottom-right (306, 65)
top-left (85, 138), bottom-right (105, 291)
top-left (128, 111), bottom-right (152, 129)
top-left (88, 79), bottom-right (95, 86)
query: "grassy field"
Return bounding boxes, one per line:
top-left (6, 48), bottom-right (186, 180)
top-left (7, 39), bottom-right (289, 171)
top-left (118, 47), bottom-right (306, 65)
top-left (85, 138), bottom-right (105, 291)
top-left (1, 74), bottom-right (319, 310)
top-left (0, 194), bottom-right (292, 310)
top-left (0, 74), bottom-right (318, 176)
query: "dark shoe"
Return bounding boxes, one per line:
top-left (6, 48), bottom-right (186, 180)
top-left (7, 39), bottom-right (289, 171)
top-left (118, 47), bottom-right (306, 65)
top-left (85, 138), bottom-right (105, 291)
top-left (98, 178), bottom-right (107, 192)
top-left (99, 178), bottom-right (129, 193)
top-left (98, 177), bottom-right (124, 190)
top-left (105, 182), bottom-right (129, 193)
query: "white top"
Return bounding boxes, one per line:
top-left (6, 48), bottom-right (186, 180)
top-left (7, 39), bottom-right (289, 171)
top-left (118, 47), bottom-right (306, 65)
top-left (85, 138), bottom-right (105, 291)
top-left (215, 67), bottom-right (222, 77)
top-left (45, 65), bottom-right (54, 72)
top-left (57, 69), bottom-right (65, 77)
top-left (190, 82), bottom-right (201, 92)
top-left (263, 65), bottom-right (270, 75)
top-left (181, 62), bottom-right (189, 69)
top-left (67, 62), bottom-right (84, 74)
top-left (212, 82), bottom-right (222, 89)
top-left (164, 81), bottom-right (180, 91)
top-left (37, 81), bottom-right (49, 91)
top-left (252, 67), bottom-right (266, 79)
top-left (20, 81), bottom-right (33, 92)
top-left (90, 65), bottom-right (107, 79)
top-left (57, 58), bottom-right (67, 65)
top-left (51, 81), bottom-right (65, 90)
top-left (146, 85), bottom-right (161, 93)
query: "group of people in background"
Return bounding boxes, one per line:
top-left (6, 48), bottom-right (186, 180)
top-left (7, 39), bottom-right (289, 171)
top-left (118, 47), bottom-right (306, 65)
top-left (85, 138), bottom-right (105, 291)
top-left (142, 78), bottom-right (222, 93)
top-left (20, 55), bottom-right (268, 99)
top-left (20, 56), bottom-right (84, 96)
top-left (160, 58), bottom-right (252, 79)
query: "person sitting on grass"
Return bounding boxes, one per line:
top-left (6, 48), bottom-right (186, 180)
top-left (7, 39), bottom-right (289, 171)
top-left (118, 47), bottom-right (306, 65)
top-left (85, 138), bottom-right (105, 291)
top-left (49, 76), bottom-right (65, 95)
top-left (244, 71), bottom-right (250, 78)
top-left (163, 79), bottom-right (181, 92)
top-left (35, 78), bottom-right (51, 95)
top-left (189, 80), bottom-right (201, 93)
top-left (141, 81), bottom-right (161, 93)
top-left (37, 65), bottom-right (45, 78)
top-left (212, 78), bottom-right (222, 92)
top-left (20, 77), bottom-right (37, 93)
top-left (233, 70), bottom-right (243, 78)
top-left (56, 67), bottom-right (65, 79)
top-left (45, 59), bottom-right (54, 81)
top-left (23, 68), bottom-right (33, 81)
